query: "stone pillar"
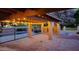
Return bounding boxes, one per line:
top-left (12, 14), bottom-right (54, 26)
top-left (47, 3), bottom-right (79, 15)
top-left (48, 21), bottom-right (53, 40)
top-left (56, 22), bottom-right (60, 34)
top-left (53, 22), bottom-right (60, 35)
top-left (57, 23), bottom-right (61, 34)
top-left (28, 22), bottom-right (32, 38)
top-left (41, 23), bottom-right (44, 33)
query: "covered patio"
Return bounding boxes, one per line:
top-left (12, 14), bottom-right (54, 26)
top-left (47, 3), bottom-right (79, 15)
top-left (0, 8), bottom-right (79, 51)
top-left (0, 8), bottom-right (67, 43)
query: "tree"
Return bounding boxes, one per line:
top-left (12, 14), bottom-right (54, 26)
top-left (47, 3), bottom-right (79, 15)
top-left (74, 9), bottom-right (79, 26)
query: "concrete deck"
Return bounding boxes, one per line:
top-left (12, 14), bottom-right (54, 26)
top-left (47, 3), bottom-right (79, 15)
top-left (0, 31), bottom-right (79, 51)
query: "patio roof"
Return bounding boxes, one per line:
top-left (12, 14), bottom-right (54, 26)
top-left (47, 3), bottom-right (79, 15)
top-left (0, 8), bottom-right (71, 20)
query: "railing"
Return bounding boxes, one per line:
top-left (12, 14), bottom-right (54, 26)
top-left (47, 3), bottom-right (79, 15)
top-left (0, 26), bottom-right (41, 44)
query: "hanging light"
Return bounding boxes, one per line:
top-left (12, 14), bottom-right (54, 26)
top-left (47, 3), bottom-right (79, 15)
top-left (24, 18), bottom-right (26, 20)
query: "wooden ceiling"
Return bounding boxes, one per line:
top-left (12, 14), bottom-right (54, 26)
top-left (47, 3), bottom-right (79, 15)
top-left (0, 8), bottom-right (71, 20)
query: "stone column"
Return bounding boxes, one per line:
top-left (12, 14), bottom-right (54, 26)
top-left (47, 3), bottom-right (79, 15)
top-left (41, 23), bottom-right (44, 33)
top-left (48, 21), bottom-right (53, 40)
top-left (53, 22), bottom-right (60, 35)
top-left (28, 22), bottom-right (32, 38)
top-left (56, 22), bottom-right (60, 34)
